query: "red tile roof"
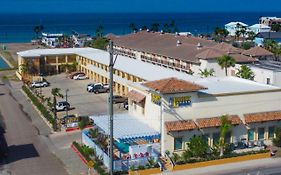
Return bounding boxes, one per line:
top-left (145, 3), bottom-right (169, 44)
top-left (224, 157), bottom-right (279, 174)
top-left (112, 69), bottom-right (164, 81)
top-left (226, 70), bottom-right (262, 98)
top-left (195, 49), bottom-right (225, 59)
top-left (111, 31), bottom-right (217, 63)
top-left (229, 53), bottom-right (257, 63)
top-left (142, 77), bottom-right (207, 94)
top-left (242, 46), bottom-right (273, 57)
top-left (165, 120), bottom-right (197, 132)
top-left (244, 111), bottom-right (281, 124)
top-left (211, 43), bottom-right (243, 54)
top-left (196, 115), bottom-right (242, 129)
top-left (127, 90), bottom-right (146, 103)
top-left (110, 31), bottom-right (256, 64)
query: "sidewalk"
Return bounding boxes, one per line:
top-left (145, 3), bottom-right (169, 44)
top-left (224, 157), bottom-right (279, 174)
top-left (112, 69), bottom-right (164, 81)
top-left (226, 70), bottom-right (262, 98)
top-left (7, 80), bottom-right (94, 175)
top-left (160, 157), bottom-right (281, 175)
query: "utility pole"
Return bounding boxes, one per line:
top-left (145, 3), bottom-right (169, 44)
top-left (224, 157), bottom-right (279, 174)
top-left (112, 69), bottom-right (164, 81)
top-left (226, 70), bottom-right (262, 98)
top-left (65, 88), bottom-right (69, 117)
top-left (109, 41), bottom-right (114, 175)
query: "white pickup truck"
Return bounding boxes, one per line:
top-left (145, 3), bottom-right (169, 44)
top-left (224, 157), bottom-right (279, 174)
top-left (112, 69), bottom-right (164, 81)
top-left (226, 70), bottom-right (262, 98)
top-left (73, 74), bottom-right (89, 80)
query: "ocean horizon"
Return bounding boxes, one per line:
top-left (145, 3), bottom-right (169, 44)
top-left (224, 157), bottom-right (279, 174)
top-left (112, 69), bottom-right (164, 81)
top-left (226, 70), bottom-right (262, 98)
top-left (1, 12), bottom-right (281, 43)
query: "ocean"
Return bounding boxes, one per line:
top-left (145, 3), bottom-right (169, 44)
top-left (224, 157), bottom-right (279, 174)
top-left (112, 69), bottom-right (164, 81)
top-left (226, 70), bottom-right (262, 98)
top-left (0, 12), bottom-right (281, 43)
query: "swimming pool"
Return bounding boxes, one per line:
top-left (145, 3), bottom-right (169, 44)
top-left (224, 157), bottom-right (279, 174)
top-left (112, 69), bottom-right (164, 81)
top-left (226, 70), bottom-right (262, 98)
top-left (0, 57), bottom-right (9, 69)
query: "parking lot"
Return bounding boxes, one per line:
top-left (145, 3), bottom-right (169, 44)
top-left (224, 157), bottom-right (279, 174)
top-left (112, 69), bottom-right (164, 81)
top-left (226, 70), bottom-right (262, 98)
top-left (40, 73), bottom-right (126, 119)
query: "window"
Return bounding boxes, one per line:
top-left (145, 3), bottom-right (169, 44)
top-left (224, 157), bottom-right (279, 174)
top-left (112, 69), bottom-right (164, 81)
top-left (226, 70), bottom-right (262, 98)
top-left (266, 78), bottom-right (271, 85)
top-left (225, 132), bottom-right (231, 143)
top-left (202, 134), bottom-right (209, 145)
top-left (213, 132), bottom-right (220, 145)
top-left (174, 138), bottom-right (183, 150)
top-left (248, 129), bottom-right (254, 141)
top-left (258, 128), bottom-right (265, 140)
top-left (269, 126), bottom-right (275, 139)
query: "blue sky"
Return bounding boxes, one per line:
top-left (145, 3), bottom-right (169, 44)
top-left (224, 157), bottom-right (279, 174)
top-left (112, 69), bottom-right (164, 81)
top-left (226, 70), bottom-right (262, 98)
top-left (1, 0), bottom-right (281, 13)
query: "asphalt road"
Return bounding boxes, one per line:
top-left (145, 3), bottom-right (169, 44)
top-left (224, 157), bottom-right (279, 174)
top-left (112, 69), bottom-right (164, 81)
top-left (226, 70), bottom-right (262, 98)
top-left (0, 82), bottom-right (69, 175)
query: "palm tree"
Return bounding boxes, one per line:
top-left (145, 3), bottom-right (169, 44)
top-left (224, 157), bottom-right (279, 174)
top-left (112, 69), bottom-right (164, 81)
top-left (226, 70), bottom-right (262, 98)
top-left (235, 30), bottom-right (241, 41)
top-left (247, 31), bottom-right (256, 41)
top-left (218, 115), bottom-right (232, 157)
top-left (213, 27), bottom-right (229, 42)
top-left (236, 65), bottom-right (255, 80)
top-left (141, 25), bottom-right (148, 31)
top-left (51, 88), bottom-right (64, 131)
top-left (240, 27), bottom-right (247, 42)
top-left (95, 25), bottom-right (104, 38)
top-left (163, 23), bottom-right (170, 33)
top-left (150, 23), bottom-right (160, 32)
top-left (263, 39), bottom-right (277, 52)
top-left (34, 25), bottom-right (44, 39)
top-left (129, 23), bottom-right (137, 33)
top-left (170, 20), bottom-right (178, 33)
top-left (217, 55), bottom-right (236, 76)
top-left (199, 68), bottom-right (215, 78)
top-left (19, 64), bottom-right (28, 82)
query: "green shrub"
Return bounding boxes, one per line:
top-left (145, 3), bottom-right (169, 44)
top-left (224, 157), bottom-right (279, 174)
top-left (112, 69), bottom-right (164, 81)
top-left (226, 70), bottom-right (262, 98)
top-left (72, 141), bottom-right (91, 161)
top-left (273, 127), bottom-right (281, 147)
top-left (22, 85), bottom-right (55, 125)
top-left (138, 165), bottom-right (145, 170)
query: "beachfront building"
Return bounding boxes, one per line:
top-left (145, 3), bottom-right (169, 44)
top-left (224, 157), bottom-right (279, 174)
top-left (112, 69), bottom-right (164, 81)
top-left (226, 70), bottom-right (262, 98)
top-left (109, 31), bottom-right (258, 77)
top-left (17, 47), bottom-right (281, 170)
top-left (249, 24), bottom-right (271, 34)
top-left (41, 33), bottom-right (63, 48)
top-left (224, 22), bottom-right (248, 36)
top-left (255, 32), bottom-right (281, 46)
top-left (260, 17), bottom-right (281, 26)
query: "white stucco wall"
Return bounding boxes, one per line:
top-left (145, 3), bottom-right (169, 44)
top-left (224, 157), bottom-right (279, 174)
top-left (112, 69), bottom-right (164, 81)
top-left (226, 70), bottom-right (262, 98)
top-left (250, 66), bottom-right (281, 87)
top-left (129, 84), bottom-right (281, 153)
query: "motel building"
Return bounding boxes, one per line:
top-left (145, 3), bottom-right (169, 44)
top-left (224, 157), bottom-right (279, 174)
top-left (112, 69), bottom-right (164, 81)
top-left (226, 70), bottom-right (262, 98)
top-left (17, 47), bottom-right (281, 170)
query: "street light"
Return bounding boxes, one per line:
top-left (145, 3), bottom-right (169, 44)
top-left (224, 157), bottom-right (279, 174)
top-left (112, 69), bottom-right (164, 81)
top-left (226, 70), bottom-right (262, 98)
top-left (65, 88), bottom-right (69, 117)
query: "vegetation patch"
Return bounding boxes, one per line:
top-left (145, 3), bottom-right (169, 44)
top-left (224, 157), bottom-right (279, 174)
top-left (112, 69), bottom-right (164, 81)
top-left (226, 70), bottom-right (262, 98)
top-left (72, 141), bottom-right (109, 175)
top-left (22, 85), bottom-right (55, 126)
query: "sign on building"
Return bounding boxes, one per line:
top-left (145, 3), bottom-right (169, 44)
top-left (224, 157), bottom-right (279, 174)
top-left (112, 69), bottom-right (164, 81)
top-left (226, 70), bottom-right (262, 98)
top-left (151, 94), bottom-right (161, 105)
top-left (169, 96), bottom-right (191, 108)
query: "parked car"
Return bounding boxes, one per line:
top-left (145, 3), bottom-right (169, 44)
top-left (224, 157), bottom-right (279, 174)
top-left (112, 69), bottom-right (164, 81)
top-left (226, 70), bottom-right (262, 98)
top-left (73, 74), bottom-right (89, 80)
top-left (69, 72), bottom-right (85, 79)
top-left (60, 114), bottom-right (77, 125)
top-left (87, 83), bottom-right (103, 92)
top-left (103, 83), bottom-right (109, 89)
top-left (55, 101), bottom-right (70, 111)
top-left (61, 115), bottom-right (93, 127)
top-left (30, 81), bottom-right (50, 88)
top-left (123, 100), bottom-right (128, 110)
top-left (112, 95), bottom-right (127, 104)
top-left (88, 84), bottom-right (109, 93)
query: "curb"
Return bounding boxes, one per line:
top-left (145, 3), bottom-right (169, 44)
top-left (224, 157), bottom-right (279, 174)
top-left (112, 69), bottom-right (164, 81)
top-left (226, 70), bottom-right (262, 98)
top-left (66, 125), bottom-right (93, 132)
top-left (71, 144), bottom-right (88, 165)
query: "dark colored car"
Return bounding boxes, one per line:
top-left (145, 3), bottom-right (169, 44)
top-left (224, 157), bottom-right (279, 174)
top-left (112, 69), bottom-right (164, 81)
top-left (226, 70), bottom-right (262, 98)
top-left (88, 84), bottom-right (109, 94)
top-left (69, 72), bottom-right (85, 79)
top-left (112, 95), bottom-right (128, 104)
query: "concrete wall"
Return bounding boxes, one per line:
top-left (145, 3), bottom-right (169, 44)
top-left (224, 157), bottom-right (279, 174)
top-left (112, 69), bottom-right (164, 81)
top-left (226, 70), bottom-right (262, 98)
top-left (250, 66), bottom-right (281, 87)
